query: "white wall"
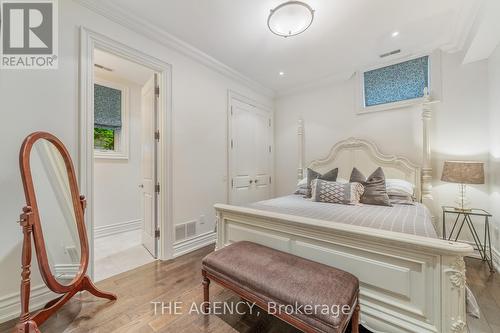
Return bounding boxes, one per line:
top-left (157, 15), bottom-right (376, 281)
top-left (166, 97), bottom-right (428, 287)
top-left (93, 75), bottom-right (143, 230)
top-left (488, 44), bottom-right (500, 256)
top-left (0, 0), bottom-right (272, 321)
top-left (275, 51), bottom-right (490, 238)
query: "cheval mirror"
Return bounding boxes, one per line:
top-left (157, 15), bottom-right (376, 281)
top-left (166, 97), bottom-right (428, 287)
top-left (16, 132), bottom-right (116, 333)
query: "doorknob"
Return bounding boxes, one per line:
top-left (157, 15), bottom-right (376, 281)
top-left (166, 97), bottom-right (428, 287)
top-left (249, 180), bottom-right (253, 184)
top-left (255, 179), bottom-right (258, 183)
top-left (138, 184), bottom-right (144, 188)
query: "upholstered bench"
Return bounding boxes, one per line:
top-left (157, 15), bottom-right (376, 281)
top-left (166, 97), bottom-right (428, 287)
top-left (201, 241), bottom-right (360, 333)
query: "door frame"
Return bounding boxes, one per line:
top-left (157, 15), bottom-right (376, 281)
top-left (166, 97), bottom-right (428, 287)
top-left (227, 90), bottom-right (274, 204)
top-left (79, 27), bottom-right (174, 279)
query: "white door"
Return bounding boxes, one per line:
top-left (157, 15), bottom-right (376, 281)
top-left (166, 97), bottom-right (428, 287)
top-left (229, 98), bottom-right (273, 204)
top-left (140, 74), bottom-right (158, 257)
top-left (252, 108), bottom-right (272, 202)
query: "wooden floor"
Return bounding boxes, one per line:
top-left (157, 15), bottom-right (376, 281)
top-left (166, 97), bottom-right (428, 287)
top-left (0, 245), bottom-right (498, 333)
top-left (465, 258), bottom-right (500, 333)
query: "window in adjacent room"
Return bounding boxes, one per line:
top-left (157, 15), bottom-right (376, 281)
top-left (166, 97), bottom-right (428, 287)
top-left (360, 55), bottom-right (429, 112)
top-left (93, 80), bottom-right (129, 159)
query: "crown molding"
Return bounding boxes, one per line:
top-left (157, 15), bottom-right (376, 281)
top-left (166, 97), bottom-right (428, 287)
top-left (73, 0), bottom-right (275, 98)
top-left (440, 0), bottom-right (484, 53)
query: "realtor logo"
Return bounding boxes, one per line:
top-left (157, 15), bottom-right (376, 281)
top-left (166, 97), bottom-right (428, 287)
top-left (1, 0), bottom-right (58, 69)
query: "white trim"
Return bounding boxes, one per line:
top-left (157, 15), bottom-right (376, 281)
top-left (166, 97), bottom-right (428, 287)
top-left (173, 231), bottom-right (216, 258)
top-left (0, 285), bottom-right (55, 324)
top-left (72, 0), bottom-right (274, 98)
top-left (53, 264), bottom-right (81, 280)
top-left (493, 247), bottom-right (500, 272)
top-left (94, 219), bottom-right (142, 239)
top-left (93, 77), bottom-right (130, 159)
top-left (80, 27), bottom-right (174, 281)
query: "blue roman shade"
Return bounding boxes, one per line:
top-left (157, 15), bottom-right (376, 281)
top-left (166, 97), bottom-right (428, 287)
top-left (363, 56), bottom-right (429, 107)
top-left (94, 84), bottom-right (122, 129)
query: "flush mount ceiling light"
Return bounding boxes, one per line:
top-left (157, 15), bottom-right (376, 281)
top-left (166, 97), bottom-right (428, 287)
top-left (268, 1), bottom-right (314, 38)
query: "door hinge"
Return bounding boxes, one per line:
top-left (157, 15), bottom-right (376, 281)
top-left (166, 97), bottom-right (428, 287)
top-left (231, 178), bottom-right (234, 188)
top-left (269, 176), bottom-right (272, 184)
top-left (269, 118), bottom-right (272, 127)
top-left (230, 106), bottom-right (233, 116)
top-left (155, 228), bottom-right (160, 238)
top-left (155, 183), bottom-right (160, 193)
top-left (154, 130), bottom-right (160, 142)
top-left (155, 86), bottom-right (160, 97)
top-left (269, 145), bottom-right (272, 153)
top-left (230, 139), bottom-right (234, 149)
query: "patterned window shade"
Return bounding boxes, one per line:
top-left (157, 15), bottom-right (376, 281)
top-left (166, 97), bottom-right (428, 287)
top-left (363, 56), bottom-right (429, 107)
top-left (94, 84), bottom-right (122, 129)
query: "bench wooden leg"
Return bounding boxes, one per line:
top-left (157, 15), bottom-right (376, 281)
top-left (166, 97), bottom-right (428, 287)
top-left (202, 270), bottom-right (210, 314)
top-left (351, 297), bottom-right (360, 333)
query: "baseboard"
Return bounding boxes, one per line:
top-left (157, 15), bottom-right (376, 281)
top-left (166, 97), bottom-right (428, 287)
top-left (0, 284), bottom-right (55, 324)
top-left (94, 219), bottom-right (142, 239)
top-left (54, 264), bottom-right (80, 280)
top-left (173, 231), bottom-right (216, 258)
top-left (492, 247), bottom-right (500, 272)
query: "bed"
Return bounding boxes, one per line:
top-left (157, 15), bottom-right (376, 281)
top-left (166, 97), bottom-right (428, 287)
top-left (214, 96), bottom-right (473, 333)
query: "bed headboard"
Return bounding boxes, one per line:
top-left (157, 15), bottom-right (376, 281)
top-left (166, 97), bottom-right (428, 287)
top-left (297, 92), bottom-right (436, 208)
top-left (307, 138), bottom-right (422, 201)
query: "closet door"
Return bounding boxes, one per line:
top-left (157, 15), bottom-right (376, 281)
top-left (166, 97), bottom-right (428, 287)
top-left (229, 97), bottom-right (273, 205)
top-left (230, 99), bottom-right (256, 205)
top-left (252, 108), bottom-right (272, 202)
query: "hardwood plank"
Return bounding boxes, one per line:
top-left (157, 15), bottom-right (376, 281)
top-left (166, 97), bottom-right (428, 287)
top-left (1, 247), bottom-right (498, 333)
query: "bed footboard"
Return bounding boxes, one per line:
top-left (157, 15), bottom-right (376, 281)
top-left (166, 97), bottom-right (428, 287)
top-left (214, 204), bottom-right (472, 333)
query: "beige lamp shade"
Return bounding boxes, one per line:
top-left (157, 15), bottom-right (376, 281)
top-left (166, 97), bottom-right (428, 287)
top-left (441, 161), bottom-right (485, 184)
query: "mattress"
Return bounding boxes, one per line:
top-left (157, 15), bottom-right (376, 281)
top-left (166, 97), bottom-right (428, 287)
top-left (246, 195), bottom-right (437, 238)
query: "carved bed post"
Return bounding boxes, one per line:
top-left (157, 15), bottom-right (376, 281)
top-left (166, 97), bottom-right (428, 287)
top-left (298, 118), bottom-right (304, 181)
top-left (442, 255), bottom-right (467, 333)
top-left (421, 89), bottom-right (434, 214)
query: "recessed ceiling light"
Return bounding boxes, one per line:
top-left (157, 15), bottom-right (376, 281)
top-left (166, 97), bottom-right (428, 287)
top-left (268, 1), bottom-right (315, 38)
top-left (279, 71), bottom-right (285, 76)
top-left (391, 31), bottom-right (400, 38)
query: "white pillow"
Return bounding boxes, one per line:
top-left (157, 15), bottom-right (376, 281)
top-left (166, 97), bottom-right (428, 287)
top-left (297, 177), bottom-right (307, 187)
top-left (385, 179), bottom-right (414, 197)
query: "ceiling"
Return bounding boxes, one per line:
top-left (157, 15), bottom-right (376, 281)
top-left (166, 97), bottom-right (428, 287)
top-left (94, 49), bottom-right (154, 86)
top-left (100, 0), bottom-right (480, 93)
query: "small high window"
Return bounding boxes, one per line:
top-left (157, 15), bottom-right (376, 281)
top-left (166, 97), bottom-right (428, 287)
top-left (93, 80), bottom-right (129, 159)
top-left (361, 56), bottom-right (429, 111)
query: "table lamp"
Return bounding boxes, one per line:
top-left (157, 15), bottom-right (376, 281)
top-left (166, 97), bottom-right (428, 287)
top-left (441, 161), bottom-right (484, 211)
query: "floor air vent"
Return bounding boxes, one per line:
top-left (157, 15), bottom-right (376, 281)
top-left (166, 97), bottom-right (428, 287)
top-left (175, 221), bottom-right (197, 241)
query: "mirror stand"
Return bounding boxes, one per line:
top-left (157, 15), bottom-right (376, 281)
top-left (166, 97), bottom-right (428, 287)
top-left (16, 132), bottom-right (117, 333)
top-left (15, 198), bottom-right (116, 333)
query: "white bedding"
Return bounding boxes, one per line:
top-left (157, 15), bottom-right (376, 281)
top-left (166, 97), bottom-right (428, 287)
top-left (246, 195), bottom-right (437, 238)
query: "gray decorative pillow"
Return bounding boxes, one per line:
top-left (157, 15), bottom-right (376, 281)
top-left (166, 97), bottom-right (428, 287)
top-left (350, 167), bottom-right (391, 206)
top-left (306, 168), bottom-right (338, 197)
top-left (311, 179), bottom-right (364, 205)
top-left (389, 194), bottom-right (415, 205)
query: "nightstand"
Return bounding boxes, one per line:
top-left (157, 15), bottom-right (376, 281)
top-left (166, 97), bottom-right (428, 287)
top-left (442, 206), bottom-right (494, 272)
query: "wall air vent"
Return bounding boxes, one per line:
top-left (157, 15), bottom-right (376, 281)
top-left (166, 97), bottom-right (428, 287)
top-left (379, 49), bottom-right (401, 58)
top-left (94, 63), bottom-right (113, 71)
top-left (175, 225), bottom-right (186, 242)
top-left (175, 221), bottom-right (197, 241)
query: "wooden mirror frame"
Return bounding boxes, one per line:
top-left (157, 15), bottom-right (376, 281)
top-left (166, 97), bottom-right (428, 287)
top-left (16, 132), bottom-right (116, 333)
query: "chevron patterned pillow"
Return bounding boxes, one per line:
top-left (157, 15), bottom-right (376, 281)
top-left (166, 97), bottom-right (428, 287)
top-left (310, 179), bottom-right (364, 205)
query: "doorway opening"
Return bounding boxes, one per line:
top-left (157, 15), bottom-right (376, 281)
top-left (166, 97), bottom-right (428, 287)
top-left (92, 49), bottom-right (159, 281)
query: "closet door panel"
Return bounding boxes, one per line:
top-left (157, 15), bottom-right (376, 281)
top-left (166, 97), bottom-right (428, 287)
top-left (230, 100), bottom-right (256, 205)
top-left (252, 109), bottom-right (272, 202)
